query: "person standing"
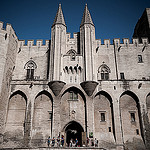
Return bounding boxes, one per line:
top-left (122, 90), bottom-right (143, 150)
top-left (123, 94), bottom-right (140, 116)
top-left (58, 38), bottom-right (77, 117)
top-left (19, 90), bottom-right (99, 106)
top-left (69, 138), bottom-right (73, 147)
top-left (52, 137), bottom-right (55, 147)
top-left (75, 138), bottom-right (78, 147)
top-left (57, 136), bottom-right (60, 147)
top-left (91, 138), bottom-right (94, 146)
top-left (87, 137), bottom-right (89, 147)
top-left (47, 136), bottom-right (51, 147)
top-left (94, 138), bottom-right (98, 147)
top-left (61, 135), bottom-right (64, 147)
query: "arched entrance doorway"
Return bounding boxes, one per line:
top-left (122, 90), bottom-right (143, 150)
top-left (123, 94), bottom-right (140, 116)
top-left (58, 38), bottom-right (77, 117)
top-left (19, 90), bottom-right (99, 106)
top-left (65, 121), bottom-right (84, 147)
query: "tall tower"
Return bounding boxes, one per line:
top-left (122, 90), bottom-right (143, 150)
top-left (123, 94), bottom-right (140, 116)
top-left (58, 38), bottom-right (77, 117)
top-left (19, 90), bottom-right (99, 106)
top-left (50, 4), bottom-right (66, 81)
top-left (80, 4), bottom-right (95, 81)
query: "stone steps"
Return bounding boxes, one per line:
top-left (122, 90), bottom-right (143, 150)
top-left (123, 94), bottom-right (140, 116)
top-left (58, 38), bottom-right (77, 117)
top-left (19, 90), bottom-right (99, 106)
top-left (1, 148), bottom-right (107, 150)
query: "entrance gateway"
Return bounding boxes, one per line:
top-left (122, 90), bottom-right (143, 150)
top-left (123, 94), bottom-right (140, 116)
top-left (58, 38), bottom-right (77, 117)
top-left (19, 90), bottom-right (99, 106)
top-left (63, 121), bottom-right (86, 147)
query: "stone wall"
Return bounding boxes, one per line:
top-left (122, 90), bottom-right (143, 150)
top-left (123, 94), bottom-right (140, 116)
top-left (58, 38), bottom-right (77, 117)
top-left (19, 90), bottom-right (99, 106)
top-left (0, 22), bottom-right (18, 145)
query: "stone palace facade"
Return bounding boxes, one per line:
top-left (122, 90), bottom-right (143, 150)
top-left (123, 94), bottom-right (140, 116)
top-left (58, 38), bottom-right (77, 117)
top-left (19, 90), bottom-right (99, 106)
top-left (0, 4), bottom-right (150, 150)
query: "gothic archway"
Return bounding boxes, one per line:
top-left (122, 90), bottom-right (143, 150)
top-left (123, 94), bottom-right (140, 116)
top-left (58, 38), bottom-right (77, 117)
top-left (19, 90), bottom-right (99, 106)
top-left (60, 87), bottom-right (87, 132)
top-left (94, 91), bottom-right (115, 144)
top-left (32, 90), bottom-right (53, 147)
top-left (119, 91), bottom-right (145, 150)
top-left (64, 121), bottom-right (84, 147)
top-left (5, 90), bottom-right (27, 146)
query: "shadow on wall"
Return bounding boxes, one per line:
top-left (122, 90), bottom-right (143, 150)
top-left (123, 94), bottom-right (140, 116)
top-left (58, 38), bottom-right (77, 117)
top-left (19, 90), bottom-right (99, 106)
top-left (3, 130), bottom-right (24, 148)
top-left (124, 137), bottom-right (145, 150)
top-left (143, 110), bottom-right (150, 150)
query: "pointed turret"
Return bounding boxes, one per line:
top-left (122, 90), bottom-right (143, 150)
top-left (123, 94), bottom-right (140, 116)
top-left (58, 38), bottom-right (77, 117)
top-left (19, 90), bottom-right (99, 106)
top-left (80, 4), bottom-right (95, 81)
top-left (52, 4), bottom-right (66, 27)
top-left (80, 4), bottom-right (94, 27)
top-left (50, 4), bottom-right (67, 81)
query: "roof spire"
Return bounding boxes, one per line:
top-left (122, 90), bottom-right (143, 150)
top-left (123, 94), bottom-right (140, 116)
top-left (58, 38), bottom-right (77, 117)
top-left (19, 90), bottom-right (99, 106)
top-left (80, 4), bottom-right (94, 27)
top-left (52, 4), bottom-right (66, 27)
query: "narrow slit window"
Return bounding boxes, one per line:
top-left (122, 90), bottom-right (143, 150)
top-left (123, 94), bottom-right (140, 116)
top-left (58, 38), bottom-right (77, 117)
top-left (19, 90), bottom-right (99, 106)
top-left (109, 127), bottom-right (111, 132)
top-left (138, 55), bottom-right (143, 63)
top-left (101, 113), bottom-right (105, 122)
top-left (48, 111), bottom-right (52, 120)
top-left (130, 113), bottom-right (135, 122)
top-left (136, 129), bottom-right (139, 135)
top-left (120, 73), bottom-right (125, 80)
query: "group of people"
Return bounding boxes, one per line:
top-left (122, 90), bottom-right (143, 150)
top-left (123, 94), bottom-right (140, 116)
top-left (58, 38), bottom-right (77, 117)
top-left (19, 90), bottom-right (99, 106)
top-left (87, 137), bottom-right (98, 147)
top-left (47, 136), bottom-right (98, 147)
top-left (47, 135), bottom-right (64, 147)
top-left (69, 138), bottom-right (78, 147)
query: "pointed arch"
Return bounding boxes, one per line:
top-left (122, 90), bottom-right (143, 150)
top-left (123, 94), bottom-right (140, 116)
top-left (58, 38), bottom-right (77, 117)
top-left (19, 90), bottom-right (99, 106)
top-left (119, 90), bottom-right (144, 146)
top-left (9, 90), bottom-right (27, 103)
top-left (61, 86), bottom-right (86, 102)
top-left (95, 90), bottom-right (112, 103)
top-left (63, 120), bottom-right (84, 132)
top-left (78, 66), bottom-right (82, 73)
top-left (60, 86), bottom-right (87, 136)
top-left (120, 90), bottom-right (139, 104)
top-left (94, 90), bottom-right (116, 141)
top-left (32, 90), bottom-right (53, 142)
top-left (98, 64), bottom-right (111, 73)
top-left (66, 49), bottom-right (77, 55)
top-left (5, 90), bottom-right (27, 141)
top-left (24, 60), bottom-right (37, 69)
top-left (66, 49), bottom-right (77, 61)
top-left (98, 64), bottom-right (110, 80)
top-left (65, 66), bottom-right (69, 74)
top-left (35, 90), bottom-right (53, 102)
top-left (69, 66), bottom-right (73, 74)
top-left (24, 60), bottom-right (37, 80)
top-left (63, 120), bottom-right (84, 147)
top-left (74, 66), bottom-right (77, 73)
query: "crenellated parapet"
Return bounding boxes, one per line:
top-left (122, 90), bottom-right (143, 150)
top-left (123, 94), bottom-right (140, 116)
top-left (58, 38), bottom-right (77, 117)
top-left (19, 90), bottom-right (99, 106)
top-left (0, 21), bottom-right (18, 40)
top-left (95, 37), bottom-right (149, 52)
top-left (66, 32), bottom-right (80, 54)
top-left (18, 39), bottom-right (50, 47)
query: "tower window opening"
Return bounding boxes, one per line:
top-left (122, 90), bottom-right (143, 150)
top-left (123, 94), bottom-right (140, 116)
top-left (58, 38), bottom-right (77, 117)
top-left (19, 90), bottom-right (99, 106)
top-left (130, 112), bottom-right (135, 122)
top-left (69, 91), bottom-right (78, 100)
top-left (48, 111), bottom-right (52, 120)
top-left (26, 69), bottom-right (34, 80)
top-left (120, 73), bottom-right (125, 80)
top-left (109, 127), bottom-right (111, 132)
top-left (136, 129), bottom-right (139, 135)
top-left (100, 112), bottom-right (105, 122)
top-left (138, 55), bottom-right (143, 63)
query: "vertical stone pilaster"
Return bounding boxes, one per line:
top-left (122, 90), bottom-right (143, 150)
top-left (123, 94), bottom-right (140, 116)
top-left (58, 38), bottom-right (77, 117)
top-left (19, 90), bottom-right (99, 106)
top-left (52, 96), bottom-right (61, 138)
top-left (112, 94), bottom-right (124, 149)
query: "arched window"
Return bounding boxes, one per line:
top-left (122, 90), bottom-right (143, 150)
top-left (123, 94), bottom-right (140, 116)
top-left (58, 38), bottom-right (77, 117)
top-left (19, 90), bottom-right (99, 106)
top-left (66, 49), bottom-right (77, 61)
top-left (98, 64), bottom-right (110, 80)
top-left (24, 60), bottom-right (37, 80)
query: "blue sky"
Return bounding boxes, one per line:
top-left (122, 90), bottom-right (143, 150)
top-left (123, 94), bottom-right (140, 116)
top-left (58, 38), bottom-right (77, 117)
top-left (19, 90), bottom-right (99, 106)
top-left (0, 0), bottom-right (150, 43)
